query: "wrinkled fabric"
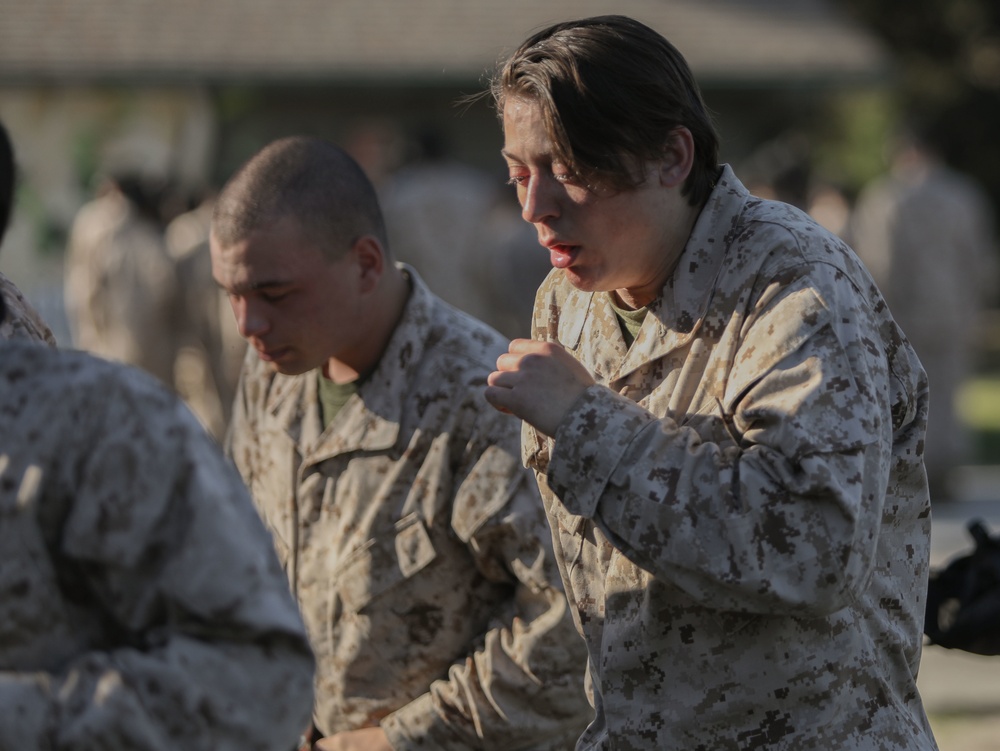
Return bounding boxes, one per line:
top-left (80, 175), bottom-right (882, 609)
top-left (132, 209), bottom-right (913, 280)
top-left (525, 166), bottom-right (938, 750)
top-left (0, 341), bottom-right (315, 751)
top-left (227, 267), bottom-right (591, 750)
top-left (0, 271), bottom-right (56, 345)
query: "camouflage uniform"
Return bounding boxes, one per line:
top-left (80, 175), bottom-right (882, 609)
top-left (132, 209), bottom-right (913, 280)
top-left (227, 268), bottom-right (591, 749)
top-left (0, 340), bottom-right (315, 750)
top-left (0, 271), bottom-right (56, 344)
top-left (525, 166), bottom-right (938, 750)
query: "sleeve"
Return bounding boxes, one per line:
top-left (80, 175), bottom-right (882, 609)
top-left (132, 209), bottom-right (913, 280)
top-left (0, 273), bottom-right (58, 346)
top-left (0, 376), bottom-right (315, 751)
top-left (381, 403), bottom-right (592, 751)
top-left (544, 267), bottom-right (895, 618)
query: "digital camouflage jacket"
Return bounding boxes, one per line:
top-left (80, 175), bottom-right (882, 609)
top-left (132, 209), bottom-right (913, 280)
top-left (227, 268), bottom-right (591, 750)
top-left (526, 166), bottom-right (939, 751)
top-left (0, 341), bottom-right (315, 751)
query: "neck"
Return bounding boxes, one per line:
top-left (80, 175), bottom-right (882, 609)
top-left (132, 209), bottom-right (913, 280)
top-left (323, 263), bottom-right (410, 384)
top-left (618, 196), bottom-right (706, 310)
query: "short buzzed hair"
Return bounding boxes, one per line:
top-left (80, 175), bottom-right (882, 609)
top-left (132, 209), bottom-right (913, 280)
top-left (213, 136), bottom-right (388, 257)
top-left (492, 15), bottom-right (719, 205)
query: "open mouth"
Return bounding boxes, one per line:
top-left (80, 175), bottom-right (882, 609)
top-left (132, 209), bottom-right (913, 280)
top-left (548, 243), bottom-right (580, 269)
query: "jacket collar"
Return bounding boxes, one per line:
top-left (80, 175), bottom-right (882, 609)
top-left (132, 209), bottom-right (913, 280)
top-left (561, 165), bottom-right (751, 384)
top-left (265, 264), bottom-right (436, 462)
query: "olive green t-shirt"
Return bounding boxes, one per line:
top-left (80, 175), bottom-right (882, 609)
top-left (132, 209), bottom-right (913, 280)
top-left (317, 372), bottom-right (359, 429)
top-left (608, 293), bottom-right (649, 349)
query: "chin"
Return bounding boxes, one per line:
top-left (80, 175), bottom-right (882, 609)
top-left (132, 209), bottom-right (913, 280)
top-left (562, 267), bottom-right (595, 290)
top-left (263, 357), bottom-right (310, 377)
top-left (562, 267), bottom-right (613, 294)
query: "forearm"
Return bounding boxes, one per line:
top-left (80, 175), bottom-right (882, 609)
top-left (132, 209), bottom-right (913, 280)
top-left (382, 585), bottom-right (589, 750)
top-left (546, 385), bottom-right (884, 616)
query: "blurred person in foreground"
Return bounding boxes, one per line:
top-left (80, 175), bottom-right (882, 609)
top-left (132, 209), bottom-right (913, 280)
top-left (485, 15), bottom-right (938, 750)
top-left (0, 120), bottom-right (56, 344)
top-left (210, 136), bottom-right (591, 750)
top-left (850, 122), bottom-right (999, 501)
top-left (0, 122), bottom-right (315, 751)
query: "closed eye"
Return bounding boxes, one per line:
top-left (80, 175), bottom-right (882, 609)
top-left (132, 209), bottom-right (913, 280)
top-left (258, 290), bottom-right (291, 304)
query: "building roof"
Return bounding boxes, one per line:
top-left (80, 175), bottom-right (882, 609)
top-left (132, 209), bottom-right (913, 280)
top-left (0, 0), bottom-right (888, 86)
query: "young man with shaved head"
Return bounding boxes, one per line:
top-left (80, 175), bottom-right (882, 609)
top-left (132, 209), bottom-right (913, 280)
top-left (211, 136), bottom-right (591, 751)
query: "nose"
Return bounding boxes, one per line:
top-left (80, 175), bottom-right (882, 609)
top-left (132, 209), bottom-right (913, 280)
top-left (231, 295), bottom-right (269, 340)
top-left (520, 174), bottom-right (560, 224)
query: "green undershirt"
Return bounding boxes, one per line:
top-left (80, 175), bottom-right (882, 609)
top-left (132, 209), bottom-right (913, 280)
top-left (608, 293), bottom-right (649, 349)
top-left (317, 372), bottom-right (359, 429)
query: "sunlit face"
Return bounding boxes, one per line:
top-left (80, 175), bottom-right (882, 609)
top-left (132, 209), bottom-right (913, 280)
top-left (502, 95), bottom-right (688, 307)
top-left (210, 215), bottom-right (364, 376)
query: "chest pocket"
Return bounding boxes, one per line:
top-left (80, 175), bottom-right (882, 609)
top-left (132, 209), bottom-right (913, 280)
top-left (337, 513), bottom-right (437, 613)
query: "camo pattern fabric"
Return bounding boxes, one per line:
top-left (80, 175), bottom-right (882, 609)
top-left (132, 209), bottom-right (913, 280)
top-left (524, 165), bottom-right (939, 751)
top-left (0, 271), bottom-right (56, 345)
top-left (227, 268), bottom-right (591, 750)
top-left (0, 341), bottom-right (315, 751)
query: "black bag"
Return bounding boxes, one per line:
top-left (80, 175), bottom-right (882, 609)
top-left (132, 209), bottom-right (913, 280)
top-left (924, 518), bottom-right (1000, 655)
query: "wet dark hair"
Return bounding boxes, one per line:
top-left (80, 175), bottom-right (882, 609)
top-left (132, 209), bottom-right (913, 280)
top-left (213, 135), bottom-right (388, 257)
top-left (492, 15), bottom-right (720, 204)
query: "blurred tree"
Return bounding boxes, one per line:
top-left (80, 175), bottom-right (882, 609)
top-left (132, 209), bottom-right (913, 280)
top-left (835, 0), bottom-right (1000, 209)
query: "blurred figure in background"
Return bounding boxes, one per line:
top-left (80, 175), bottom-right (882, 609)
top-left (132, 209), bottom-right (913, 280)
top-left (64, 170), bottom-right (181, 387)
top-left (381, 124), bottom-right (551, 339)
top-left (166, 189), bottom-right (246, 441)
top-left (740, 131), bottom-right (813, 209)
top-left (850, 122), bottom-right (1000, 500)
top-left (0, 120), bottom-right (56, 345)
top-left (380, 125), bottom-right (500, 324)
top-left (741, 131), bottom-right (853, 240)
top-left (478, 193), bottom-right (552, 339)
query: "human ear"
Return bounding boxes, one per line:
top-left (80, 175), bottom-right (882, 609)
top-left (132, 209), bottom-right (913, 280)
top-left (657, 127), bottom-right (696, 188)
top-left (352, 235), bottom-right (385, 293)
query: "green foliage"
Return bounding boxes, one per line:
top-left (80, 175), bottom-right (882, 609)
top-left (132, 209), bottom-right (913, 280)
top-left (72, 126), bottom-right (101, 193)
top-left (833, 0), bottom-right (1000, 209)
top-left (811, 89), bottom-right (898, 198)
